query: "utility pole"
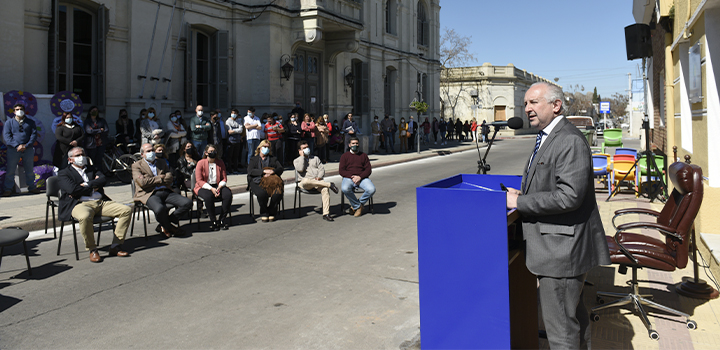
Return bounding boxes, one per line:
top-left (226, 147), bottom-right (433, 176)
top-left (626, 72), bottom-right (632, 132)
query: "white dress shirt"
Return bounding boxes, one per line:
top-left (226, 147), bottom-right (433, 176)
top-left (72, 165), bottom-right (103, 202)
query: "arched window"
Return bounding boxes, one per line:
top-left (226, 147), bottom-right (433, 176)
top-left (417, 1), bottom-right (429, 46)
top-left (385, 0), bottom-right (397, 35)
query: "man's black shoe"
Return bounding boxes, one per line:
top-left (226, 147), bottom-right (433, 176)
top-left (329, 183), bottom-right (339, 194)
top-left (323, 215), bottom-right (334, 222)
top-left (155, 224), bottom-right (162, 233)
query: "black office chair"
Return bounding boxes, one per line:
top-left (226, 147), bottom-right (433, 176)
top-left (248, 184), bottom-right (285, 219)
top-left (129, 181), bottom-right (176, 240)
top-left (56, 195), bottom-right (116, 261)
top-left (0, 227), bottom-right (32, 276)
top-left (340, 186), bottom-right (375, 215)
top-left (293, 171), bottom-right (337, 216)
top-left (189, 173), bottom-right (233, 228)
top-left (45, 176), bottom-right (61, 238)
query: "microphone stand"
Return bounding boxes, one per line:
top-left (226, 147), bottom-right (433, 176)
top-left (476, 125), bottom-right (502, 174)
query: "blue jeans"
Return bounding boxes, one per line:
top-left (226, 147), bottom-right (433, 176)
top-left (341, 177), bottom-right (376, 210)
top-left (383, 131), bottom-right (394, 152)
top-left (5, 146), bottom-right (36, 191)
top-left (247, 138), bottom-right (260, 164)
top-left (193, 140), bottom-right (207, 155)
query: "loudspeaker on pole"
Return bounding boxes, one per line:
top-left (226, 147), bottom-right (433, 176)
top-left (625, 23), bottom-right (652, 61)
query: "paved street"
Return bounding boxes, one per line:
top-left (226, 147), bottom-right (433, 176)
top-left (0, 138), bottom-right (532, 349)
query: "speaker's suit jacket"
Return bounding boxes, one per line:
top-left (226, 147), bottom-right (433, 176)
top-left (518, 116), bottom-right (611, 278)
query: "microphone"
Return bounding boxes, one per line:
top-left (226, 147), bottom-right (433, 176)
top-left (489, 117), bottom-right (524, 130)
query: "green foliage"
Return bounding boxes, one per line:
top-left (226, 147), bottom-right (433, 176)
top-left (592, 87), bottom-right (598, 104)
top-left (410, 100), bottom-right (429, 114)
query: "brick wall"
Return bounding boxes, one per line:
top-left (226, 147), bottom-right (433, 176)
top-left (650, 16), bottom-right (669, 153)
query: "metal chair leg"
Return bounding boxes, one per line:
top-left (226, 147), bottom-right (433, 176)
top-left (72, 222), bottom-right (79, 261)
top-left (57, 222), bottom-right (65, 256)
top-left (130, 205), bottom-right (136, 237)
top-left (22, 240), bottom-right (32, 276)
top-left (142, 206), bottom-right (148, 239)
top-left (52, 205), bottom-right (57, 239)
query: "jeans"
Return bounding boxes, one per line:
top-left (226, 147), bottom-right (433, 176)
top-left (341, 177), bottom-right (376, 210)
top-left (383, 132), bottom-right (394, 153)
top-left (192, 140), bottom-right (207, 155)
top-left (5, 146), bottom-right (36, 192)
top-left (246, 138), bottom-right (260, 164)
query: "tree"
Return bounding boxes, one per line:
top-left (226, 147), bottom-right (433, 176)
top-left (564, 84), bottom-right (593, 116)
top-left (439, 27), bottom-right (476, 120)
top-left (609, 92), bottom-right (629, 118)
top-left (592, 87), bottom-right (598, 104)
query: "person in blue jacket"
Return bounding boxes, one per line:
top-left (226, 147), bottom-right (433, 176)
top-left (3, 103), bottom-right (41, 196)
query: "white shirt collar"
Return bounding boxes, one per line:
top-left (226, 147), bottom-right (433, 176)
top-left (541, 115), bottom-right (564, 136)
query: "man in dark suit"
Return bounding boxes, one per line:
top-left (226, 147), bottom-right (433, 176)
top-left (58, 147), bottom-right (132, 263)
top-left (506, 82), bottom-right (610, 349)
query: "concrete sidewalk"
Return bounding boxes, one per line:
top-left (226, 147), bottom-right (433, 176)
top-left (0, 139), bottom-right (490, 231)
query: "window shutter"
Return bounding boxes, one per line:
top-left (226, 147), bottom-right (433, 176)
top-left (361, 62), bottom-right (369, 117)
top-left (213, 30), bottom-right (229, 110)
top-left (47, 0), bottom-right (59, 94)
top-left (184, 23), bottom-right (194, 111)
top-left (96, 4), bottom-right (107, 110)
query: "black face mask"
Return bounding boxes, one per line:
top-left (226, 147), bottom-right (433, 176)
top-left (208, 151), bottom-right (217, 159)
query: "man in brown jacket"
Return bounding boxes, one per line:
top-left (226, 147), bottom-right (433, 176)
top-left (132, 143), bottom-right (192, 236)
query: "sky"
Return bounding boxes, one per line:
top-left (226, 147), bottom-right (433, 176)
top-left (439, 0), bottom-right (643, 98)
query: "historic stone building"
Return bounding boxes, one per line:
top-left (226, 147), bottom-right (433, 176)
top-left (440, 63), bottom-right (558, 134)
top-left (1, 0), bottom-right (440, 156)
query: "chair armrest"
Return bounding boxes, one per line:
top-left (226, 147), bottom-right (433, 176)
top-left (612, 208), bottom-right (660, 229)
top-left (615, 222), bottom-right (683, 242)
top-left (613, 234), bottom-right (639, 264)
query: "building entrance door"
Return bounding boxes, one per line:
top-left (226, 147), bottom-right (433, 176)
top-left (293, 50), bottom-right (322, 116)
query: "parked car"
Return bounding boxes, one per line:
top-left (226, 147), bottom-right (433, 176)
top-left (566, 116), bottom-right (597, 146)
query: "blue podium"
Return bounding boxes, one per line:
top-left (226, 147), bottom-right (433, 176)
top-left (416, 174), bottom-right (538, 349)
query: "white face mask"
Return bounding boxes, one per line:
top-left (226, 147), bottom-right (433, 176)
top-left (145, 151), bottom-right (156, 162)
top-left (303, 147), bottom-right (311, 156)
top-left (65, 118), bottom-right (74, 124)
top-left (148, 112), bottom-right (155, 118)
top-left (231, 114), bottom-right (238, 119)
top-left (261, 147), bottom-right (269, 155)
top-left (15, 110), bottom-right (25, 117)
top-left (73, 156), bottom-right (86, 167)
top-left (197, 111), bottom-right (203, 117)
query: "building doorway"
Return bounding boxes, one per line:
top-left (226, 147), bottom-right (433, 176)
top-left (494, 106), bottom-right (506, 121)
top-left (294, 50), bottom-right (322, 116)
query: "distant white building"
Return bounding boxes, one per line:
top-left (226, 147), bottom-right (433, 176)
top-left (441, 63), bottom-right (559, 134)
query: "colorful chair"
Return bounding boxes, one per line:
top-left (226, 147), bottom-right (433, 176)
top-left (601, 128), bottom-right (624, 154)
top-left (611, 159), bottom-right (639, 198)
top-left (613, 154), bottom-right (637, 163)
top-left (615, 148), bottom-right (638, 158)
top-left (592, 155), bottom-right (612, 196)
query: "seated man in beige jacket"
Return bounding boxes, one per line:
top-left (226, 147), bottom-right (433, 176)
top-left (132, 143), bottom-right (192, 237)
top-left (294, 140), bottom-right (339, 221)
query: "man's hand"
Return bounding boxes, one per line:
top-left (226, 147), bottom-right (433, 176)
top-left (315, 177), bottom-right (322, 181)
top-left (70, 140), bottom-right (77, 146)
top-left (506, 187), bottom-right (520, 209)
top-left (16, 145), bottom-right (26, 152)
top-left (351, 175), bottom-right (361, 185)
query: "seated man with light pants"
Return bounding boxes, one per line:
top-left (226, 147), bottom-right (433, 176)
top-left (294, 140), bottom-right (339, 221)
top-left (57, 147), bottom-right (132, 263)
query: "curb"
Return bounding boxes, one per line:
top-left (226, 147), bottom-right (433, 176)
top-left (8, 144), bottom-right (480, 233)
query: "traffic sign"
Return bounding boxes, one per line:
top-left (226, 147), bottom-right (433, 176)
top-left (600, 101), bottom-right (611, 114)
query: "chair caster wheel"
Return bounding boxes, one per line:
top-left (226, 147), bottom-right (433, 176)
top-left (590, 313), bottom-right (600, 322)
top-left (596, 296), bottom-right (605, 304)
top-left (687, 320), bottom-right (697, 330)
top-left (649, 330), bottom-right (659, 340)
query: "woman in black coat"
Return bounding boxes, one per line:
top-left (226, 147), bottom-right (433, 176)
top-left (54, 112), bottom-right (85, 169)
top-left (175, 141), bottom-right (200, 191)
top-left (247, 139), bottom-right (284, 222)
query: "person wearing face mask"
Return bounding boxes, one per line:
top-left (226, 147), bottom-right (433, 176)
top-left (398, 117), bottom-right (409, 153)
top-left (132, 143), bottom-right (193, 237)
top-left (339, 137), bottom-right (375, 217)
top-left (286, 113), bottom-right (302, 165)
top-left (407, 116), bottom-right (417, 151)
top-left (380, 114), bottom-right (395, 154)
top-left (134, 108), bottom-right (147, 143)
top-left (140, 107), bottom-right (164, 146)
top-left (264, 113), bottom-right (285, 164)
top-left (194, 144), bottom-right (232, 230)
top-left (439, 117), bottom-right (448, 145)
top-left (3, 103), bottom-right (41, 196)
top-left (370, 116), bottom-right (381, 154)
top-left (342, 113), bottom-right (359, 153)
top-left (165, 113), bottom-right (187, 165)
top-left (83, 106), bottom-right (110, 173)
top-left (225, 108), bottom-right (245, 174)
top-left (175, 141), bottom-right (200, 191)
top-left (244, 107), bottom-right (262, 165)
top-left (247, 139), bottom-right (284, 222)
top-left (57, 147), bottom-right (132, 262)
top-left (322, 114), bottom-right (332, 161)
top-left (54, 112), bottom-right (85, 169)
top-left (208, 110), bottom-right (227, 159)
top-left (115, 109), bottom-right (135, 149)
top-left (190, 104), bottom-right (211, 152)
top-left (294, 140), bottom-right (339, 222)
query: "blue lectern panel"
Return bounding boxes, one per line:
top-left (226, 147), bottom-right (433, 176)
top-left (417, 174), bottom-right (522, 349)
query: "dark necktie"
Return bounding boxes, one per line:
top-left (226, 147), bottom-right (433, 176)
top-left (524, 131), bottom-right (545, 193)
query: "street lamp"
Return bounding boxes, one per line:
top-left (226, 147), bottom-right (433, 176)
top-left (280, 54), bottom-right (294, 81)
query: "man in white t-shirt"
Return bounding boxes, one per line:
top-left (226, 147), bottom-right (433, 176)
top-left (243, 106), bottom-right (262, 164)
